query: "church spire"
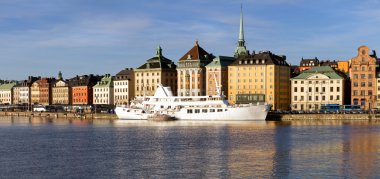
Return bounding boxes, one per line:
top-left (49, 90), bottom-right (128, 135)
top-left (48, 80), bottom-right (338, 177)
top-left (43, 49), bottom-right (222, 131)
top-left (238, 4), bottom-right (245, 46)
top-left (58, 71), bottom-right (62, 80)
top-left (235, 4), bottom-right (248, 57)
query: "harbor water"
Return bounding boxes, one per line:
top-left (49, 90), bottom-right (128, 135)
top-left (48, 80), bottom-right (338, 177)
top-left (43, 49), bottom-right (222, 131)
top-left (0, 116), bottom-right (379, 178)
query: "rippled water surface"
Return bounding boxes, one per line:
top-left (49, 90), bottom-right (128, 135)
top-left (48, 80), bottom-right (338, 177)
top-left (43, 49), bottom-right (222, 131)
top-left (0, 116), bottom-right (379, 178)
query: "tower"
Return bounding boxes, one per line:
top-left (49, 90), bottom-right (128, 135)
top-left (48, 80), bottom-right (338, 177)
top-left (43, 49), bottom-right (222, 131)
top-left (234, 4), bottom-right (248, 58)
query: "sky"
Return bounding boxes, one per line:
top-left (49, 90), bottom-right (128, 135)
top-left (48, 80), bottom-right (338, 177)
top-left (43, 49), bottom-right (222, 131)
top-left (0, 0), bottom-right (380, 80)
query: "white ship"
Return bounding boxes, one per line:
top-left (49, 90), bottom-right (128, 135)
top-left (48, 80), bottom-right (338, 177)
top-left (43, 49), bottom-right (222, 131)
top-left (114, 84), bottom-right (270, 121)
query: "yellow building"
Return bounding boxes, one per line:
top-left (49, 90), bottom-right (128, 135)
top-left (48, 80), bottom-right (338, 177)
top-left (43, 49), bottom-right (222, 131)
top-left (337, 61), bottom-right (349, 73)
top-left (135, 46), bottom-right (177, 97)
top-left (52, 72), bottom-right (71, 105)
top-left (228, 51), bottom-right (291, 110)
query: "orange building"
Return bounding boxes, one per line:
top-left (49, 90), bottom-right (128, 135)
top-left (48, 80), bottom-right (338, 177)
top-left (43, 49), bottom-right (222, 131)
top-left (337, 61), bottom-right (349, 73)
top-left (349, 46), bottom-right (377, 110)
top-left (69, 75), bottom-right (101, 105)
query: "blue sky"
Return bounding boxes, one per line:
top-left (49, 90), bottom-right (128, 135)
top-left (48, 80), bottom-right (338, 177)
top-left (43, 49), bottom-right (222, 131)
top-left (1, 0), bottom-right (379, 80)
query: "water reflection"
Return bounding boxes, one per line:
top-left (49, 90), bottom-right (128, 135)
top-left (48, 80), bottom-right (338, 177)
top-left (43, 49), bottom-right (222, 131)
top-left (0, 117), bottom-right (379, 178)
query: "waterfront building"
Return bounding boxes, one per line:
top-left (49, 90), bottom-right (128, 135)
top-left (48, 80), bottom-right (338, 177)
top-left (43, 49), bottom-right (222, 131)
top-left (93, 74), bottom-right (114, 105)
top-left (177, 41), bottom-right (213, 96)
top-left (12, 77), bottom-right (39, 105)
top-left (205, 56), bottom-right (235, 96)
top-left (52, 72), bottom-right (71, 105)
top-left (290, 66), bottom-right (346, 111)
top-left (30, 78), bottom-right (55, 105)
top-left (114, 68), bottom-right (134, 106)
top-left (135, 46), bottom-right (177, 97)
top-left (349, 46), bottom-right (377, 110)
top-left (0, 82), bottom-right (17, 104)
top-left (299, 57), bottom-right (319, 72)
top-left (228, 51), bottom-right (291, 110)
top-left (69, 74), bottom-right (101, 105)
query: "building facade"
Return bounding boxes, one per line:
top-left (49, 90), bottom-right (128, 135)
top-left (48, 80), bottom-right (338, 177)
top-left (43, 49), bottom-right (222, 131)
top-left (205, 56), bottom-right (235, 96)
top-left (52, 72), bottom-right (71, 105)
top-left (177, 41), bottom-right (213, 96)
top-left (228, 51), bottom-right (291, 110)
top-left (290, 66), bottom-right (345, 111)
top-left (0, 82), bottom-right (16, 104)
top-left (135, 46), bottom-right (177, 97)
top-left (69, 75), bottom-right (101, 105)
top-left (114, 68), bottom-right (134, 106)
top-left (349, 46), bottom-right (377, 110)
top-left (93, 74), bottom-right (114, 105)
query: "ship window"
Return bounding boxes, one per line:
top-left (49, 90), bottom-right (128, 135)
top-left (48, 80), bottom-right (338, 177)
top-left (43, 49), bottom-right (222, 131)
top-left (225, 109), bottom-right (227, 111)
top-left (202, 109), bottom-right (207, 113)
top-left (217, 109), bottom-right (223, 112)
top-left (210, 109), bottom-right (215, 112)
top-left (187, 109), bottom-right (193, 114)
top-left (195, 109), bottom-right (200, 113)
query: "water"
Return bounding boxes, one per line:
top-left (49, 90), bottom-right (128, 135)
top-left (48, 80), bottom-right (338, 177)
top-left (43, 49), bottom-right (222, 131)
top-left (0, 117), bottom-right (379, 178)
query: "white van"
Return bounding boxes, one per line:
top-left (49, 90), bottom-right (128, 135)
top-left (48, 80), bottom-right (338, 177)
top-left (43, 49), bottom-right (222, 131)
top-left (33, 105), bottom-right (47, 112)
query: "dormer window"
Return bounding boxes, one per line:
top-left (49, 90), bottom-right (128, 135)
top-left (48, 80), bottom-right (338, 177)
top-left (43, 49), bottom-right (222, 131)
top-left (262, 60), bottom-right (265, 64)
top-left (187, 54), bottom-right (192, 59)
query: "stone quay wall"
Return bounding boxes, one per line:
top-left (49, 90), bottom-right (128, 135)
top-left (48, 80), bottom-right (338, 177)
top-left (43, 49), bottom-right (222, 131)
top-left (267, 113), bottom-right (380, 121)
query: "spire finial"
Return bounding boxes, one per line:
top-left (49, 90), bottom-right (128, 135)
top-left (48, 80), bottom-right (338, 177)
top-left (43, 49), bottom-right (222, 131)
top-left (156, 45), bottom-right (162, 57)
top-left (195, 39), bottom-right (199, 46)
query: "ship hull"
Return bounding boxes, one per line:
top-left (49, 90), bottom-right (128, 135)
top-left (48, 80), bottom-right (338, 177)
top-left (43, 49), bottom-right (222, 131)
top-left (174, 105), bottom-right (269, 121)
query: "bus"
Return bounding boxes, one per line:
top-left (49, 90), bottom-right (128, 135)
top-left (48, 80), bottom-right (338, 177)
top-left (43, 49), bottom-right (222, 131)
top-left (340, 105), bottom-right (363, 114)
top-left (319, 104), bottom-right (340, 113)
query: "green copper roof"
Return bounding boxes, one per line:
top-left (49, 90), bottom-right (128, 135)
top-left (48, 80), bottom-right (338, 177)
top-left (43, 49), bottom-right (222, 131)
top-left (94, 74), bottom-right (113, 87)
top-left (0, 82), bottom-right (17, 90)
top-left (292, 66), bottom-right (343, 79)
top-left (206, 56), bottom-right (235, 68)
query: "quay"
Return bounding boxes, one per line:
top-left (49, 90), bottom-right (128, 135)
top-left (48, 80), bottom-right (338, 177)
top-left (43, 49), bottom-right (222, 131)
top-left (0, 111), bottom-right (118, 119)
top-left (267, 113), bottom-right (380, 121)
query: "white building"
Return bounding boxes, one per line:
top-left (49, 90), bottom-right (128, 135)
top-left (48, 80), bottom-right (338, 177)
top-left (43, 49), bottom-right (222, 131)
top-left (0, 82), bottom-right (16, 104)
top-left (290, 66), bottom-right (346, 111)
top-left (93, 74), bottom-right (114, 105)
top-left (113, 68), bottom-right (134, 106)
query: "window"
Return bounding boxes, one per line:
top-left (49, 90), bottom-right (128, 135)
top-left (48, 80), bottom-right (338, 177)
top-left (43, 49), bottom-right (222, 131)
top-left (187, 109), bottom-right (193, 114)
top-left (315, 87), bottom-right (319, 93)
top-left (322, 87), bottom-right (325, 92)
top-left (309, 96), bottom-right (312, 101)
top-left (330, 95), bottom-right (333, 100)
top-left (361, 82), bottom-right (365, 87)
top-left (322, 96), bottom-right (325, 101)
top-left (362, 66), bottom-right (366, 71)
top-left (354, 74), bottom-right (358, 79)
top-left (217, 109), bottom-right (223, 112)
top-left (337, 95), bottom-right (340, 100)
top-left (368, 90), bottom-right (373, 96)
top-left (294, 96), bottom-right (298, 101)
top-left (210, 109), bottom-right (215, 112)
top-left (315, 96), bottom-right (319, 101)
top-left (202, 109), bottom-right (207, 113)
top-left (369, 74), bottom-right (373, 79)
top-left (337, 87), bottom-right (340, 92)
top-left (369, 82), bottom-right (373, 87)
top-left (294, 87), bottom-right (297, 92)
top-left (354, 90), bottom-right (358, 96)
top-left (354, 82), bottom-right (358, 87)
top-left (309, 87), bottom-right (312, 92)
top-left (361, 74), bottom-right (366, 79)
top-left (195, 109), bottom-right (200, 113)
